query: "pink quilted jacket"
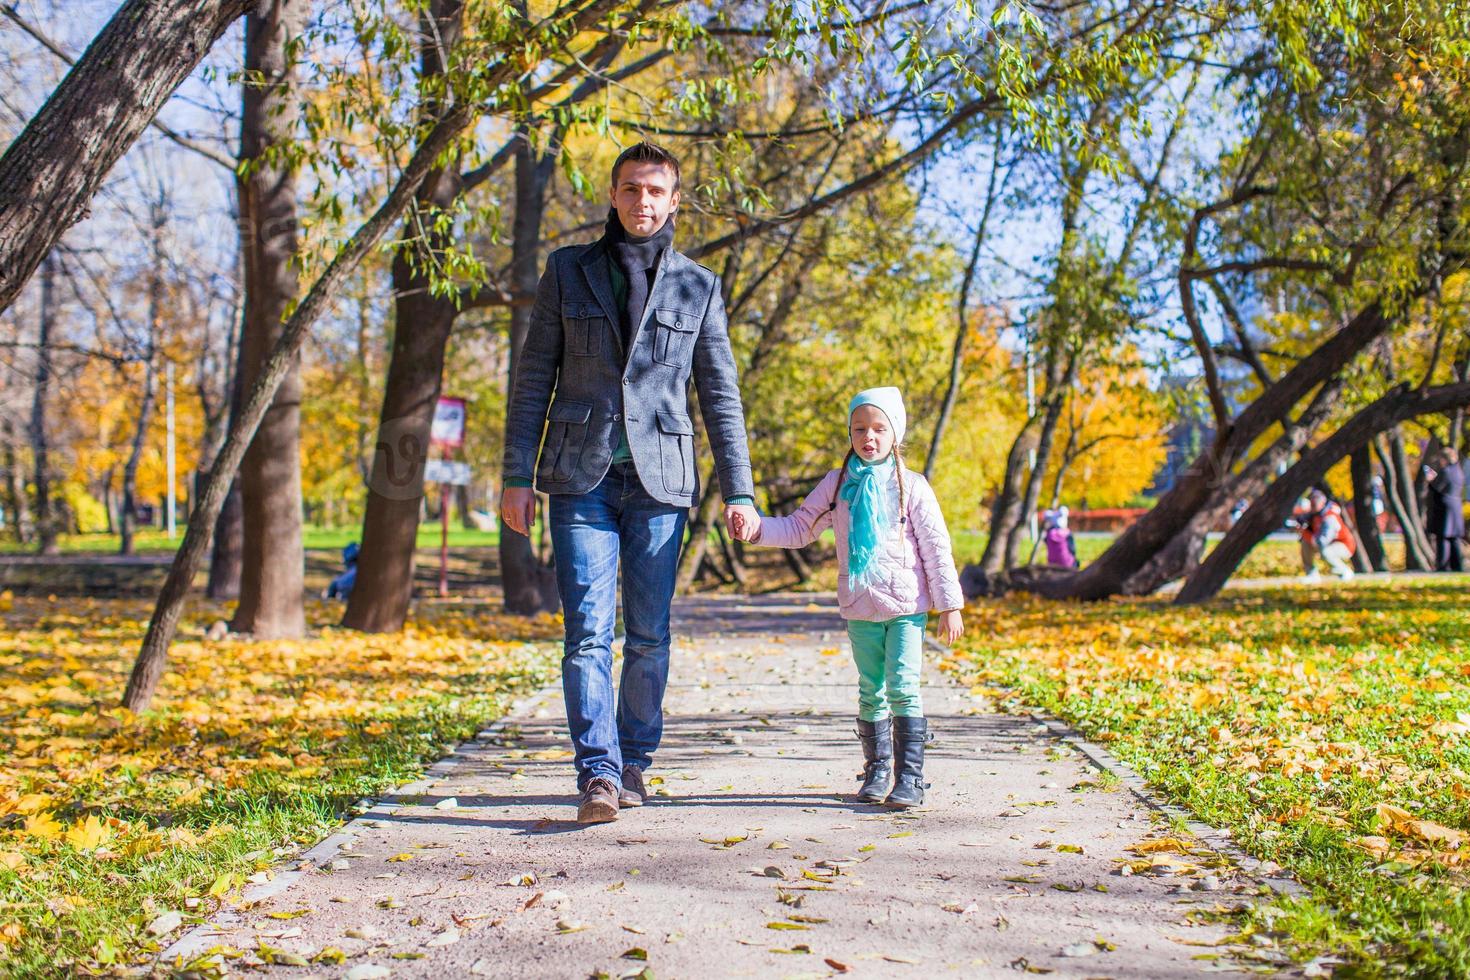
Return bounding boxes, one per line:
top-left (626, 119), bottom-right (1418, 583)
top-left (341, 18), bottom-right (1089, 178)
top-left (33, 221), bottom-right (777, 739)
top-left (755, 462), bottom-right (965, 622)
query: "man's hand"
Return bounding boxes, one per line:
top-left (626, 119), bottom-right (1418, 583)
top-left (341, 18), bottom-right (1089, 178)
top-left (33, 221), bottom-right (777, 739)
top-left (500, 486), bottom-right (537, 537)
top-left (726, 503), bottom-right (760, 542)
top-left (937, 609), bottom-right (964, 646)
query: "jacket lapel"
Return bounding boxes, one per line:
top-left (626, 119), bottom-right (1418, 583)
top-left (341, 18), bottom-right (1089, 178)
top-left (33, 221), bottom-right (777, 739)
top-left (630, 246), bottom-right (679, 351)
top-left (576, 243), bottom-right (623, 356)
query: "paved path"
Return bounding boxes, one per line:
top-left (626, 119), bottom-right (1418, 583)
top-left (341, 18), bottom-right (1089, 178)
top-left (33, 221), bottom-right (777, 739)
top-left (167, 594), bottom-right (1264, 979)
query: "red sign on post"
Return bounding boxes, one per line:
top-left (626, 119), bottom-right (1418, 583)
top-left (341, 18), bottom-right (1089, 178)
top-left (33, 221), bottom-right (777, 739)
top-left (429, 396), bottom-right (467, 599)
top-left (431, 396), bottom-right (467, 450)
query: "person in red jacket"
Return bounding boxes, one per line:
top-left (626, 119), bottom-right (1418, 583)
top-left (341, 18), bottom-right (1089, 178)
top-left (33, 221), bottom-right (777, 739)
top-left (1300, 488), bottom-right (1356, 582)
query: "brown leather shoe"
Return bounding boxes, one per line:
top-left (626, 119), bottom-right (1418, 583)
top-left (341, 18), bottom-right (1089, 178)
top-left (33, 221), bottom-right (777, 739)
top-left (577, 777), bottom-right (620, 824)
top-left (619, 765), bottom-right (646, 807)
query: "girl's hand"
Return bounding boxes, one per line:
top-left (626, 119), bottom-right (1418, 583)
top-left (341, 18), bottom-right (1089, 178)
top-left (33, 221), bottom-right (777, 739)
top-left (937, 609), bottom-right (964, 645)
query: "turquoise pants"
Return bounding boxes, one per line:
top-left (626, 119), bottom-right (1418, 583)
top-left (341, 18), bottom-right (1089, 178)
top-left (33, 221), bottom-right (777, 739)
top-left (846, 613), bottom-right (926, 721)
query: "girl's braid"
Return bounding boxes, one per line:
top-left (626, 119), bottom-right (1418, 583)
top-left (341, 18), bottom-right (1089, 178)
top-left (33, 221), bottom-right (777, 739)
top-left (829, 448), bottom-right (856, 512)
top-left (894, 443), bottom-right (907, 525)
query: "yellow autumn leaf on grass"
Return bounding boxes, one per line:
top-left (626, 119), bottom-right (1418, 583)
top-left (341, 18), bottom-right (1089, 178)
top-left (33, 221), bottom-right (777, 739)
top-left (1375, 803), bottom-right (1467, 848)
top-left (64, 816), bottom-right (112, 852)
top-left (22, 812), bottom-right (63, 841)
top-left (13, 794), bottom-right (53, 815)
top-left (0, 853), bottom-right (27, 872)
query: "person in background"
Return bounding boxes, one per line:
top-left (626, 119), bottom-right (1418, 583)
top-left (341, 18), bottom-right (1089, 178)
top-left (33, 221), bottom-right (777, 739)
top-left (1042, 507), bottom-right (1078, 569)
top-left (1300, 488), bottom-right (1356, 583)
top-left (1370, 473), bottom-right (1388, 532)
top-left (325, 541), bottom-right (359, 599)
top-left (1423, 446), bottom-right (1465, 572)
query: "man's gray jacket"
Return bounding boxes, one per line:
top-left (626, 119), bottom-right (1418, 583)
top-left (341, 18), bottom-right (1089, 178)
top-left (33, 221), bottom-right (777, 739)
top-left (502, 237), bottom-right (754, 507)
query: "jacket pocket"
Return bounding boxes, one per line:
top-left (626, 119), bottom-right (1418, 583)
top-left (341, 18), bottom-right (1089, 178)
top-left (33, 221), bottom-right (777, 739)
top-left (543, 400), bottom-right (592, 483)
top-left (651, 308), bottom-right (698, 366)
top-left (563, 303), bottom-right (606, 357)
top-left (655, 410), bottom-right (695, 496)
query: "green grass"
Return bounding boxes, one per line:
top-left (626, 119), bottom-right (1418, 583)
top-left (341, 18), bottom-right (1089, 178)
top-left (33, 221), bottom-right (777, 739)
top-left (943, 581), bottom-right (1470, 977)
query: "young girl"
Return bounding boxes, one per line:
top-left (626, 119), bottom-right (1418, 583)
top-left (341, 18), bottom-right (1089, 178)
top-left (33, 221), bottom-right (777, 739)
top-left (1042, 507), bottom-right (1078, 569)
top-left (740, 387), bottom-right (964, 807)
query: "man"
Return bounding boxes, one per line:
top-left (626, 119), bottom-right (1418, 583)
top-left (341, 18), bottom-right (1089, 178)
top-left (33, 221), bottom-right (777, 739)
top-left (500, 142), bottom-right (759, 823)
top-left (1424, 447), bottom-right (1465, 572)
top-left (1299, 488), bottom-right (1355, 583)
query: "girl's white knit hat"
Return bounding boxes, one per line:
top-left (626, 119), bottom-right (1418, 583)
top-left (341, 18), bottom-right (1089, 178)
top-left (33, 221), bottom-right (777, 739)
top-left (848, 387), bottom-right (907, 445)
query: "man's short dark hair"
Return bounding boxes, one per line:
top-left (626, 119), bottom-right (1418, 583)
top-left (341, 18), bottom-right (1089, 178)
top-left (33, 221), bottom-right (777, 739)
top-left (611, 141), bottom-right (682, 191)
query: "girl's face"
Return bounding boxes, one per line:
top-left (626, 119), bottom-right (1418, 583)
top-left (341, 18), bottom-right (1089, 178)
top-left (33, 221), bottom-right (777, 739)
top-left (850, 405), bottom-right (895, 462)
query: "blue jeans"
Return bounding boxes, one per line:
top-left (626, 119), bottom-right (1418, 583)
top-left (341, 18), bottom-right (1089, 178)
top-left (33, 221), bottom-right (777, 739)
top-left (549, 462), bottom-right (687, 790)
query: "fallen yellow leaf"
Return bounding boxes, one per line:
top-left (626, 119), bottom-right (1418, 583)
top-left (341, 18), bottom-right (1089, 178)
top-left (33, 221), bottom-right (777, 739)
top-left (63, 816), bottom-right (112, 852)
top-left (22, 812), bottom-right (63, 841)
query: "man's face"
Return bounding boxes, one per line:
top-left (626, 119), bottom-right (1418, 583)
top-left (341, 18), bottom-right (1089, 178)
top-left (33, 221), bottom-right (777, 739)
top-left (610, 160), bottom-right (679, 237)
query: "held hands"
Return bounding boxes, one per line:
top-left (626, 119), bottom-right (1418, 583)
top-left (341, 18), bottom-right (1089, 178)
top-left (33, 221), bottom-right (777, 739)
top-left (500, 486), bottom-right (537, 537)
top-left (726, 504), bottom-right (761, 543)
top-left (937, 609), bottom-right (964, 646)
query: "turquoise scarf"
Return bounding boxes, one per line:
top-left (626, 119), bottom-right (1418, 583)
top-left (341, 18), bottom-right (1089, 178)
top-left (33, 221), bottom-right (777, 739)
top-left (840, 455), bottom-right (896, 588)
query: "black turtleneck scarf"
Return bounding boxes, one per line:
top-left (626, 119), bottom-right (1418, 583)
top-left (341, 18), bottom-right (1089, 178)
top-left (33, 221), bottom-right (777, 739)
top-left (605, 208), bottom-right (675, 352)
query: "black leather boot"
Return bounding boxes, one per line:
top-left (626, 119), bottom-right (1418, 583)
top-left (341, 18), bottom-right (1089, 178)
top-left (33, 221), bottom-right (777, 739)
top-left (886, 716), bottom-right (930, 807)
top-left (855, 718), bottom-right (893, 803)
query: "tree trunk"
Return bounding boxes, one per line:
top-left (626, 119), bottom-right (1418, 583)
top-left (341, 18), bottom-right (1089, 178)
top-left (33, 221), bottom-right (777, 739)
top-left (1177, 381), bottom-right (1470, 603)
top-left (1005, 354), bottom-right (1074, 568)
top-left (1350, 444), bottom-right (1387, 571)
top-left (206, 363), bottom-right (244, 600)
top-left (715, 521), bottom-right (749, 588)
top-left (1450, 351), bottom-right (1469, 449)
top-left (1121, 378), bottom-right (1344, 594)
top-left (0, 0), bottom-right (253, 313)
top-left (1374, 436), bottom-right (1431, 569)
top-left (456, 483), bottom-right (475, 529)
top-left (343, 1), bottom-right (492, 632)
top-left (1384, 426), bottom-right (1434, 569)
top-left (1064, 299), bottom-right (1398, 599)
top-left (206, 298), bottom-right (245, 599)
top-left (781, 539), bottom-right (813, 583)
top-left (123, 100), bottom-right (478, 710)
top-left (1412, 432), bottom-right (1443, 523)
top-left (497, 129), bottom-right (562, 615)
top-left (676, 468), bottom-right (723, 593)
top-left (342, 259), bottom-right (459, 630)
top-left (101, 468), bottom-right (116, 535)
top-left (978, 418), bottom-right (1036, 574)
top-left (207, 481), bottom-right (244, 600)
top-left (229, 0), bottom-right (307, 639)
top-left (3, 427), bottom-right (33, 544)
top-left (118, 357), bottom-right (158, 556)
top-left (30, 251), bottom-right (59, 554)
